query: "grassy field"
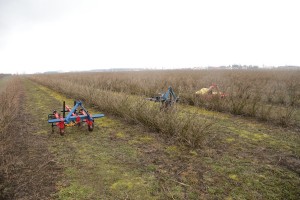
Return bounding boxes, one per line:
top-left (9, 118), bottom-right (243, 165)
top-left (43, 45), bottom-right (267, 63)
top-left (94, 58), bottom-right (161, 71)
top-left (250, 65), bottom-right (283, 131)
top-left (1, 70), bottom-right (299, 199)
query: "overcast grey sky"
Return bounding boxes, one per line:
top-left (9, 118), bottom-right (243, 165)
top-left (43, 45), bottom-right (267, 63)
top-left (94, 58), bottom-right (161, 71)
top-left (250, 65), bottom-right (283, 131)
top-left (0, 0), bottom-right (299, 74)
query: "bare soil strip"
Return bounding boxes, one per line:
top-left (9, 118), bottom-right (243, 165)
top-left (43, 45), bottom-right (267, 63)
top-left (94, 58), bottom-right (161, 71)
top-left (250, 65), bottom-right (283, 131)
top-left (0, 77), bottom-right (62, 200)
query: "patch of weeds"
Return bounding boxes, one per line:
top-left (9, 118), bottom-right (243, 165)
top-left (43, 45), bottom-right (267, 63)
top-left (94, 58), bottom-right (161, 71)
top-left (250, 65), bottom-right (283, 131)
top-left (116, 131), bottom-right (125, 138)
top-left (189, 150), bottom-right (198, 156)
top-left (146, 164), bottom-right (157, 172)
top-left (203, 154), bottom-right (300, 199)
top-left (128, 139), bottom-right (141, 145)
top-left (165, 145), bottom-right (180, 157)
top-left (108, 175), bottom-right (159, 200)
top-left (100, 117), bottom-right (119, 128)
top-left (58, 182), bottom-right (94, 200)
top-left (226, 138), bottom-right (235, 143)
top-left (139, 135), bottom-right (153, 143)
top-left (228, 174), bottom-right (239, 181)
top-left (228, 126), bottom-right (269, 141)
top-left (226, 126), bottom-right (294, 152)
top-left (181, 104), bottom-right (229, 120)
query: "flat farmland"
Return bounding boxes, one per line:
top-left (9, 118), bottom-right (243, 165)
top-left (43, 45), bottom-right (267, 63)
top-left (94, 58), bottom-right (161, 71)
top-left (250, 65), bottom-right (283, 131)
top-left (1, 70), bottom-right (299, 199)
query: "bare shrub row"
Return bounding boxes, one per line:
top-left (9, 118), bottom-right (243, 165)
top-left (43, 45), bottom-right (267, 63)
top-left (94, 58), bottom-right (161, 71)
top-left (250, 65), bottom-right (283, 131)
top-left (0, 76), bottom-right (23, 198)
top-left (0, 76), bottom-right (22, 134)
top-left (29, 69), bottom-right (300, 126)
top-left (28, 76), bottom-right (215, 148)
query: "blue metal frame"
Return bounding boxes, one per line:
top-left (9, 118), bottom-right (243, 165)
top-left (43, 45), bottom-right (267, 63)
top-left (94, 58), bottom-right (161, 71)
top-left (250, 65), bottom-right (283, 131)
top-left (147, 86), bottom-right (179, 103)
top-left (48, 101), bottom-right (104, 124)
top-left (161, 86), bottom-right (178, 102)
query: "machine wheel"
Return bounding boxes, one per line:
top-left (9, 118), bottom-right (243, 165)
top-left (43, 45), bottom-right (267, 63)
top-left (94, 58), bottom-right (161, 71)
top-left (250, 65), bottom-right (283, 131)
top-left (88, 123), bottom-right (94, 132)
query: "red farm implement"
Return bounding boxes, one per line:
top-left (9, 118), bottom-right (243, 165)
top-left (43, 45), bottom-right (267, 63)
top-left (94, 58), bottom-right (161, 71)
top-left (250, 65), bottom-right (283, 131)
top-left (48, 100), bottom-right (104, 135)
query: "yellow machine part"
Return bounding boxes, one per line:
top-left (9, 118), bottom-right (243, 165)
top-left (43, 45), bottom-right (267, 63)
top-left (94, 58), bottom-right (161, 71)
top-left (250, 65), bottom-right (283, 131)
top-left (195, 88), bottom-right (209, 95)
top-left (65, 122), bottom-right (77, 127)
top-left (195, 88), bottom-right (219, 95)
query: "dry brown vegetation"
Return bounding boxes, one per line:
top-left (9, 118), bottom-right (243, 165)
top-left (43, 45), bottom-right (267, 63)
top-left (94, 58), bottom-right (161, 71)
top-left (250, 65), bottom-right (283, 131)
top-left (0, 77), bottom-right (20, 132)
top-left (0, 76), bottom-right (23, 198)
top-left (0, 76), bottom-right (61, 199)
top-left (30, 69), bottom-right (300, 127)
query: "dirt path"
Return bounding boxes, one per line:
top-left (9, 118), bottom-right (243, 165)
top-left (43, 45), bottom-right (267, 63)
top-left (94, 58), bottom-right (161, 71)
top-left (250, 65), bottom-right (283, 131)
top-left (24, 78), bottom-right (300, 199)
top-left (1, 77), bottom-right (62, 200)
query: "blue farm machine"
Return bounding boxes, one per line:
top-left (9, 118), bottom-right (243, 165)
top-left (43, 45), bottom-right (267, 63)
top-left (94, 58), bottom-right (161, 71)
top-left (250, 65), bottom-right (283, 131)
top-left (147, 86), bottom-right (180, 110)
top-left (48, 100), bottom-right (104, 135)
